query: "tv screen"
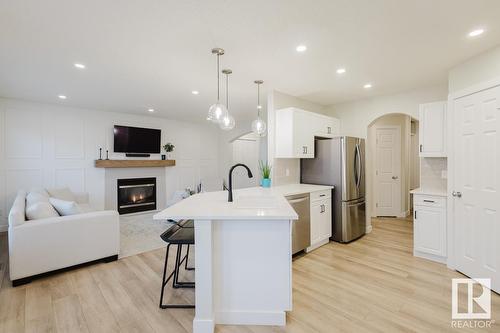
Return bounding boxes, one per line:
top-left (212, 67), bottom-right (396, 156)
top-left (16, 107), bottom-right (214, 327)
top-left (113, 125), bottom-right (161, 154)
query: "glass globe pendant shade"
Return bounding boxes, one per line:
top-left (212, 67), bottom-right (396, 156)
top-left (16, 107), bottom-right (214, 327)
top-left (219, 114), bottom-right (235, 130)
top-left (207, 103), bottom-right (228, 123)
top-left (251, 117), bottom-right (267, 136)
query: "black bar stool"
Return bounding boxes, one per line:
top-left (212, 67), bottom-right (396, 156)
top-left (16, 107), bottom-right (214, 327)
top-left (159, 224), bottom-right (195, 309)
top-left (177, 220), bottom-right (194, 270)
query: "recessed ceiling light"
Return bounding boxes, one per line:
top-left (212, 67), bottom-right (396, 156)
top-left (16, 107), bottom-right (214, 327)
top-left (336, 68), bottom-right (346, 74)
top-left (192, 90), bottom-right (199, 95)
top-left (148, 108), bottom-right (155, 113)
top-left (468, 28), bottom-right (485, 37)
top-left (58, 95), bottom-right (67, 99)
top-left (363, 83), bottom-right (372, 89)
top-left (74, 63), bottom-right (86, 69)
top-left (296, 45), bottom-right (307, 53)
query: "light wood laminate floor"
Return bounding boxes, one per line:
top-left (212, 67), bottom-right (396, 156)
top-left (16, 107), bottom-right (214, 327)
top-left (0, 217), bottom-right (498, 332)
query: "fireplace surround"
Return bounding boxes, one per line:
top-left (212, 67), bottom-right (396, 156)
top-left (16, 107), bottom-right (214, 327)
top-left (117, 177), bottom-right (157, 214)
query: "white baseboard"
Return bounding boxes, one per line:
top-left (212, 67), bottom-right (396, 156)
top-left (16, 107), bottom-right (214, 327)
top-left (366, 225), bottom-right (373, 233)
top-left (414, 250), bottom-right (447, 264)
top-left (305, 238), bottom-right (330, 253)
top-left (215, 310), bottom-right (286, 326)
top-left (398, 210), bottom-right (410, 218)
top-left (193, 318), bottom-right (214, 333)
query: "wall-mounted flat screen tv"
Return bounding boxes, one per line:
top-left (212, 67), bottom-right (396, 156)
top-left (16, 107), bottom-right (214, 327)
top-left (113, 125), bottom-right (161, 154)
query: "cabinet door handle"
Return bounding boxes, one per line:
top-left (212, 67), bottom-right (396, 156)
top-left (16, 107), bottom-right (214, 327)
top-left (419, 144), bottom-right (423, 152)
top-left (423, 200), bottom-right (435, 203)
top-left (414, 210), bottom-right (417, 219)
top-left (327, 127), bottom-right (331, 134)
top-left (320, 204), bottom-right (325, 213)
top-left (319, 194), bottom-right (326, 197)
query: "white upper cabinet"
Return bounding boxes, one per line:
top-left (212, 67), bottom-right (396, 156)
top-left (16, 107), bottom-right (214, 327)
top-left (312, 112), bottom-right (340, 138)
top-left (275, 108), bottom-right (340, 158)
top-left (419, 101), bottom-right (447, 157)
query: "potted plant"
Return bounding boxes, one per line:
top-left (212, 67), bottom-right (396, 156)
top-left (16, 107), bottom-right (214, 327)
top-left (259, 160), bottom-right (272, 188)
top-left (163, 143), bottom-right (175, 160)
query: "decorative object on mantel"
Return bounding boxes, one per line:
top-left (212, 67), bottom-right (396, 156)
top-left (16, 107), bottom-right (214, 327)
top-left (106, 150), bottom-right (109, 160)
top-left (259, 160), bottom-right (272, 188)
top-left (207, 48), bottom-right (228, 123)
top-left (163, 143), bottom-right (175, 160)
top-left (99, 148), bottom-right (103, 160)
top-left (95, 159), bottom-right (175, 168)
top-left (220, 68), bottom-right (236, 130)
top-left (251, 80), bottom-right (267, 137)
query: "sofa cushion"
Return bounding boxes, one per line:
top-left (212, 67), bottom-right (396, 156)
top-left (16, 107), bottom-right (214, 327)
top-left (49, 198), bottom-right (83, 216)
top-left (26, 202), bottom-right (59, 220)
top-left (26, 191), bottom-right (50, 207)
top-left (47, 187), bottom-right (76, 202)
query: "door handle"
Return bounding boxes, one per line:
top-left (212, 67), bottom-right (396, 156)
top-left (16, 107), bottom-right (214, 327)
top-left (452, 191), bottom-right (462, 198)
top-left (392, 176), bottom-right (398, 180)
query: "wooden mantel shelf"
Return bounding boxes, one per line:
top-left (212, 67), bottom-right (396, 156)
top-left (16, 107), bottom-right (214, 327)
top-left (95, 160), bottom-right (176, 168)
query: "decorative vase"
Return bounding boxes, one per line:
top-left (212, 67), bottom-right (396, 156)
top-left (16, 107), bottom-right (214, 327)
top-left (161, 155), bottom-right (166, 160)
top-left (166, 152), bottom-right (174, 160)
top-left (261, 178), bottom-right (271, 188)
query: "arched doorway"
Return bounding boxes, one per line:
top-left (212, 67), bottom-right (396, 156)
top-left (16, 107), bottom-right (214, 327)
top-left (230, 132), bottom-right (261, 189)
top-left (366, 113), bottom-right (420, 222)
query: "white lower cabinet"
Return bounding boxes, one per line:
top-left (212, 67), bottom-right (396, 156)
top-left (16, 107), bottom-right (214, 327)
top-left (307, 190), bottom-right (332, 252)
top-left (413, 194), bottom-right (446, 263)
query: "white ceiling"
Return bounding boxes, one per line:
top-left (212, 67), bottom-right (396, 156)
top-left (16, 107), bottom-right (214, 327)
top-left (1, 0), bottom-right (499, 122)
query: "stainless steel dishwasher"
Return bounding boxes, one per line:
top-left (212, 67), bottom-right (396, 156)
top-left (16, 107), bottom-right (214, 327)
top-left (286, 193), bottom-right (311, 254)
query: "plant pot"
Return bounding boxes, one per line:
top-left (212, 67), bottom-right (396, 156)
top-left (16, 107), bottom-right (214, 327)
top-left (166, 152), bottom-right (174, 160)
top-left (261, 178), bottom-right (271, 188)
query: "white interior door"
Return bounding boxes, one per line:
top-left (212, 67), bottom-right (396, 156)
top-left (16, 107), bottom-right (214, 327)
top-left (231, 138), bottom-right (259, 189)
top-left (453, 86), bottom-right (500, 293)
top-left (375, 127), bottom-right (402, 216)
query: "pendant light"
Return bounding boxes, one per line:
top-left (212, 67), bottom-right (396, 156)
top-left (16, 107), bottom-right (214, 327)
top-left (220, 69), bottom-right (235, 130)
top-left (251, 80), bottom-right (266, 136)
top-left (207, 48), bottom-right (228, 123)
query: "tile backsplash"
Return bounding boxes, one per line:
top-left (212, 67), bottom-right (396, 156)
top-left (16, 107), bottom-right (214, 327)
top-left (420, 157), bottom-right (447, 192)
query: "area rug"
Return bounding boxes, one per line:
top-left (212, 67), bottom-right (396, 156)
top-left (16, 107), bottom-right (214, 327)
top-left (119, 212), bottom-right (174, 258)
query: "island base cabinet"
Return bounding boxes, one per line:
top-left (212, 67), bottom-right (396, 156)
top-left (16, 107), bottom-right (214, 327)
top-left (413, 194), bottom-right (446, 264)
top-left (194, 219), bottom-right (292, 333)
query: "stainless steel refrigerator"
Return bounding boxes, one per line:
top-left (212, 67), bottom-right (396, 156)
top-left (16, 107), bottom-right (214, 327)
top-left (301, 136), bottom-right (366, 243)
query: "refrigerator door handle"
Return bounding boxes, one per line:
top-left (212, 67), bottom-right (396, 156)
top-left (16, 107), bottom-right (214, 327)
top-left (354, 144), bottom-right (362, 189)
top-left (357, 143), bottom-right (362, 189)
top-left (353, 144), bottom-right (359, 187)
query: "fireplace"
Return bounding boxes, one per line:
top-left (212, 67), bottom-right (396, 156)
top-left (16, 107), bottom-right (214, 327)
top-left (117, 177), bottom-right (157, 214)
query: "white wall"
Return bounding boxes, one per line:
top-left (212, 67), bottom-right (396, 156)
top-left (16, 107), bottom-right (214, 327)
top-left (0, 98), bottom-right (221, 231)
top-left (267, 90), bottom-right (327, 185)
top-left (449, 45), bottom-right (500, 93)
top-left (325, 84), bottom-right (448, 138)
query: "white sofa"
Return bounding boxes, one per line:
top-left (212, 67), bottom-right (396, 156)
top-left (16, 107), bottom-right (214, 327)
top-left (8, 190), bottom-right (120, 286)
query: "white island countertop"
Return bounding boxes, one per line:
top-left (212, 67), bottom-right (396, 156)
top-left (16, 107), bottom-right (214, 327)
top-left (153, 184), bottom-right (333, 221)
top-left (410, 187), bottom-right (447, 197)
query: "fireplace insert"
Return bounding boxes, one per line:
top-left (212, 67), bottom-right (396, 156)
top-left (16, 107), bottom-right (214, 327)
top-left (117, 177), bottom-right (157, 214)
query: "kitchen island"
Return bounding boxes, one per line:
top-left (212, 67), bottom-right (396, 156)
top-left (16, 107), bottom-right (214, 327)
top-left (153, 187), bottom-right (299, 333)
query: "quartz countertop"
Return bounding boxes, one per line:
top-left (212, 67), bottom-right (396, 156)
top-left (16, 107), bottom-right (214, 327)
top-left (410, 187), bottom-right (447, 197)
top-left (153, 184), bottom-right (333, 221)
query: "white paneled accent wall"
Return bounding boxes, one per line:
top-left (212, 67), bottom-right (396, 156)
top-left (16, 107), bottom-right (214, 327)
top-left (0, 98), bottom-right (221, 231)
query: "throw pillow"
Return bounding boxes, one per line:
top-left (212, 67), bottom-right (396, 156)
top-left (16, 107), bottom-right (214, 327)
top-left (49, 197), bottom-right (83, 216)
top-left (26, 191), bottom-right (50, 207)
top-left (26, 202), bottom-right (59, 220)
top-left (47, 187), bottom-right (76, 202)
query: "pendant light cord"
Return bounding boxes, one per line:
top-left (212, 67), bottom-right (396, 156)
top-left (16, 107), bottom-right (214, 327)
top-left (216, 54), bottom-right (220, 102)
top-left (225, 72), bottom-right (229, 110)
top-left (257, 83), bottom-right (260, 117)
